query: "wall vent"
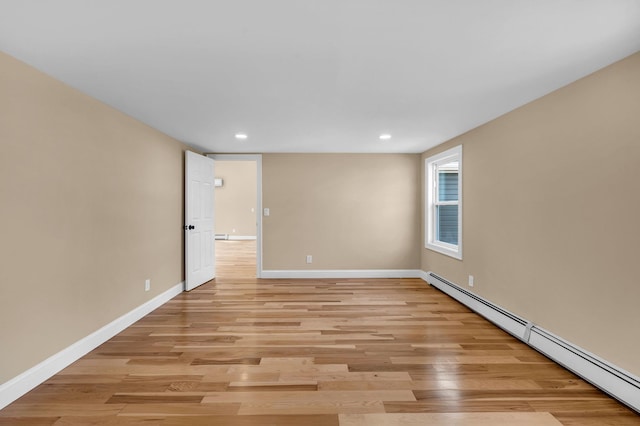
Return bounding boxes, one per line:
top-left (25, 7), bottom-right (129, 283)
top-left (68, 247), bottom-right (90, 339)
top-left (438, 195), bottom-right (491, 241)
top-left (427, 272), bottom-right (527, 338)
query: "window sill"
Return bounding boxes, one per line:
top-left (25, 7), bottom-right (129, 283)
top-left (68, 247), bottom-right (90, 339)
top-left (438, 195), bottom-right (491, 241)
top-left (425, 242), bottom-right (462, 260)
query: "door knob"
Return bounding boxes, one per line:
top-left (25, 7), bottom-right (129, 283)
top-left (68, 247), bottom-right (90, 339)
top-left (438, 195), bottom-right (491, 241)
top-left (184, 225), bottom-right (196, 230)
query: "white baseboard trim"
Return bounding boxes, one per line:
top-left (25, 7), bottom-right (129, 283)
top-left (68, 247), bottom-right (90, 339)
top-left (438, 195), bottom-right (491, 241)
top-left (528, 327), bottom-right (640, 413)
top-left (422, 270), bottom-right (640, 413)
top-left (261, 269), bottom-right (423, 279)
top-left (228, 236), bottom-right (256, 241)
top-left (0, 281), bottom-right (184, 410)
top-left (423, 271), bottom-right (528, 339)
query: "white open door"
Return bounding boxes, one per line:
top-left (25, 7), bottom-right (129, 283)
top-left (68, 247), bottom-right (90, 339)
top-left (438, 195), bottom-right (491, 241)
top-left (185, 151), bottom-right (215, 291)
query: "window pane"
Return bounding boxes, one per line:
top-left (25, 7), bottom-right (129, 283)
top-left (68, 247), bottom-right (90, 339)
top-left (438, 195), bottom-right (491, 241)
top-left (438, 168), bottom-right (458, 202)
top-left (436, 204), bottom-right (458, 245)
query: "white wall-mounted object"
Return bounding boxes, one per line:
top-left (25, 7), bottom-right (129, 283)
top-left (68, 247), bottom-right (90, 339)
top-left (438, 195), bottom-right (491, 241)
top-left (423, 271), bottom-right (640, 413)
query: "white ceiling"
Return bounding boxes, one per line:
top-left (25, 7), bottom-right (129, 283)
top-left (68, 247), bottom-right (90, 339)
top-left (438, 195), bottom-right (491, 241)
top-left (1, 1), bottom-right (639, 153)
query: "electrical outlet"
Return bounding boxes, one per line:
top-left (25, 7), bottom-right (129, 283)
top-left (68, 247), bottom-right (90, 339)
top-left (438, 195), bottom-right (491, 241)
top-left (264, 208), bottom-right (270, 216)
top-left (468, 275), bottom-right (474, 287)
top-left (145, 279), bottom-right (151, 292)
top-left (306, 255), bottom-right (313, 264)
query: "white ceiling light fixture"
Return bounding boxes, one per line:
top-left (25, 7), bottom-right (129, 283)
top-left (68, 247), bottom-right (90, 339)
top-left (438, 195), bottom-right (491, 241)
top-left (235, 133), bottom-right (248, 140)
top-left (379, 134), bottom-right (392, 140)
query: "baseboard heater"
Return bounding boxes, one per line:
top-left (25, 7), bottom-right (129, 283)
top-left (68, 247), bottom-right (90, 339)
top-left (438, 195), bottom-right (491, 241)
top-left (425, 271), bottom-right (640, 413)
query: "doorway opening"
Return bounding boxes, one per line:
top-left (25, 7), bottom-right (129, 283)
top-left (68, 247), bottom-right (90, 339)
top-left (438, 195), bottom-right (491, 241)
top-left (208, 154), bottom-right (262, 279)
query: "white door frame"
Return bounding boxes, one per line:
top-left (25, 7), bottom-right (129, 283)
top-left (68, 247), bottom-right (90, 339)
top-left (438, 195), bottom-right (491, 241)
top-left (207, 154), bottom-right (263, 278)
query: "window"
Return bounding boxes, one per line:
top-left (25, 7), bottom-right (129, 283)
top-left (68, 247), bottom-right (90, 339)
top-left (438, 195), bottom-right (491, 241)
top-left (425, 145), bottom-right (462, 259)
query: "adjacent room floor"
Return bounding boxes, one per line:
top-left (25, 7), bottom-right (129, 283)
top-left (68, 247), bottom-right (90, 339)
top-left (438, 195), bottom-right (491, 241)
top-left (1, 241), bottom-right (638, 425)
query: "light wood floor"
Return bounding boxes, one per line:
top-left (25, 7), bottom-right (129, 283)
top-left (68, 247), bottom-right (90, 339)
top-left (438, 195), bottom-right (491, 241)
top-left (216, 239), bottom-right (257, 278)
top-left (1, 241), bottom-right (638, 425)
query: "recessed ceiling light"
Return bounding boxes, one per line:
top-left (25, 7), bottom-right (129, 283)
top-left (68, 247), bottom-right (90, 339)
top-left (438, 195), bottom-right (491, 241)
top-left (235, 133), bottom-right (248, 140)
top-left (379, 134), bottom-right (392, 140)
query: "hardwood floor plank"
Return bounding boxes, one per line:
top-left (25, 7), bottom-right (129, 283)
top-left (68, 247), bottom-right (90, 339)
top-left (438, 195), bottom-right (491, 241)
top-left (54, 417), bottom-right (163, 425)
top-left (0, 418), bottom-right (60, 426)
top-left (161, 414), bottom-right (339, 426)
top-left (0, 240), bottom-right (637, 424)
top-left (117, 403), bottom-right (240, 416)
top-left (552, 414), bottom-right (640, 426)
top-left (105, 394), bottom-right (204, 405)
top-left (383, 400), bottom-right (536, 413)
top-left (339, 412), bottom-right (563, 425)
top-left (227, 382), bottom-right (318, 392)
top-left (0, 404), bottom-right (125, 417)
top-left (201, 389), bottom-right (416, 404)
top-left (237, 400), bottom-right (386, 415)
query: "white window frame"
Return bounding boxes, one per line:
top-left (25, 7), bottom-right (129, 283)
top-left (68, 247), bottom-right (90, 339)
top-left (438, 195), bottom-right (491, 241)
top-left (425, 145), bottom-right (462, 260)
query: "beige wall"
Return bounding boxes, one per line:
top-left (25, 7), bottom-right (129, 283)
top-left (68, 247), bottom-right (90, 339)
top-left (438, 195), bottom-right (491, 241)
top-left (421, 52), bottom-right (640, 376)
top-left (263, 154), bottom-right (421, 270)
top-left (215, 161), bottom-right (257, 236)
top-left (0, 52), bottom-right (188, 383)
